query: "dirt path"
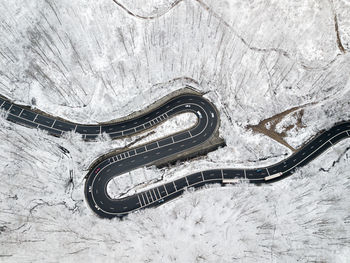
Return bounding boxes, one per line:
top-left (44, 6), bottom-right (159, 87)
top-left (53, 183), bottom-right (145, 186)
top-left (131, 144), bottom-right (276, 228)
top-left (247, 104), bottom-right (314, 152)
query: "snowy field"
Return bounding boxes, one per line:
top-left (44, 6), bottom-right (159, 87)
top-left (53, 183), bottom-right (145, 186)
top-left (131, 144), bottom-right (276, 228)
top-left (0, 0), bottom-right (350, 262)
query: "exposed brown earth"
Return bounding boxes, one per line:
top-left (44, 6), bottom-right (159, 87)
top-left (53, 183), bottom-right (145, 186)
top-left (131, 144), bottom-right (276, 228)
top-left (247, 106), bottom-right (309, 152)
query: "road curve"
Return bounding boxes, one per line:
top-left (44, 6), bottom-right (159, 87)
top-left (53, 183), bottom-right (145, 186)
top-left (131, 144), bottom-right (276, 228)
top-left (1, 92), bottom-right (349, 218)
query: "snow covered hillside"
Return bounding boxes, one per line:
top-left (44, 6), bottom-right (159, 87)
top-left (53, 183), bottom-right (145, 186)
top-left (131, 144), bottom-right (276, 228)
top-left (0, 0), bottom-right (349, 262)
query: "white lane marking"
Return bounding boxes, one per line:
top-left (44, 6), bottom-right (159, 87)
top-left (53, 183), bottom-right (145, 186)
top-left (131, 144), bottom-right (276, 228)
top-left (329, 140), bottom-right (333, 145)
top-left (12, 98), bottom-right (213, 214)
top-left (347, 131), bottom-right (350, 136)
top-left (90, 100), bottom-right (213, 214)
top-left (185, 176), bottom-right (189, 186)
top-left (152, 189), bottom-right (157, 200)
top-left (0, 100), bottom-right (5, 107)
top-left (173, 182), bottom-right (177, 191)
top-left (51, 119), bottom-right (56, 128)
top-left (285, 138), bottom-right (338, 173)
top-left (92, 120), bottom-right (349, 216)
top-left (171, 137), bottom-right (174, 143)
top-left (148, 191), bottom-right (153, 202)
top-left (145, 192), bottom-right (150, 204)
top-left (100, 126), bottom-right (102, 134)
top-left (137, 194), bottom-right (142, 207)
top-left (67, 101), bottom-right (203, 139)
top-left (27, 101), bottom-right (206, 140)
top-left (201, 171), bottom-right (205, 181)
top-left (266, 168), bottom-right (270, 176)
top-left (141, 193), bottom-right (146, 205)
top-left (244, 169), bottom-right (247, 179)
top-left (33, 114), bottom-right (38, 122)
top-left (163, 185), bottom-right (168, 195)
top-left (156, 187), bottom-right (161, 198)
top-left (221, 169), bottom-right (224, 180)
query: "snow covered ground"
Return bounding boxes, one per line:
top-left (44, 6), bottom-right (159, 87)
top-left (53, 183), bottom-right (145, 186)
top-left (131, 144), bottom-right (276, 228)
top-left (0, 0), bottom-right (349, 262)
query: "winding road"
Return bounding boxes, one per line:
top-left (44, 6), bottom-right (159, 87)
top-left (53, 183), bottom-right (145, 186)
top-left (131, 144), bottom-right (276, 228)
top-left (1, 91), bottom-right (349, 218)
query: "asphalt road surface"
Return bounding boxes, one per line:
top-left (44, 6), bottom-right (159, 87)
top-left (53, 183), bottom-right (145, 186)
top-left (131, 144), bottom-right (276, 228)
top-left (1, 93), bottom-right (349, 218)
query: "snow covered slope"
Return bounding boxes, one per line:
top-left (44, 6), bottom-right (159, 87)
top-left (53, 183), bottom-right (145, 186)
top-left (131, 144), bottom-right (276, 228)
top-left (0, 0), bottom-right (349, 262)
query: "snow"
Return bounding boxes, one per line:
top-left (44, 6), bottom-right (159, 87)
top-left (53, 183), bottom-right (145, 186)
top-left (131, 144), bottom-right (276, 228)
top-left (0, 0), bottom-right (349, 262)
top-left (132, 112), bottom-right (197, 148)
top-left (0, 113), bottom-right (349, 262)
